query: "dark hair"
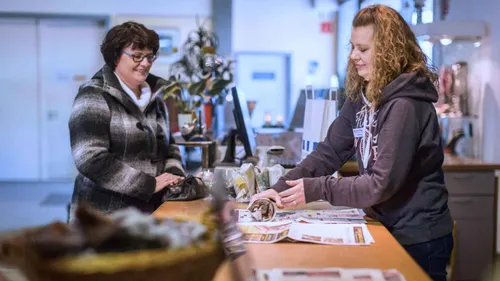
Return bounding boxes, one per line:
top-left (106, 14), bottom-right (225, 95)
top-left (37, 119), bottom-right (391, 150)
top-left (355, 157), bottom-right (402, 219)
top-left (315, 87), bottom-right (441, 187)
top-left (100, 21), bottom-right (159, 70)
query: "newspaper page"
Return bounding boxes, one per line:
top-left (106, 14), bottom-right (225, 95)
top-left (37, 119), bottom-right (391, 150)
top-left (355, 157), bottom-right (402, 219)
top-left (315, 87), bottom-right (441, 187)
top-left (293, 209), bottom-right (366, 224)
top-left (237, 222), bottom-right (374, 245)
top-left (255, 268), bottom-right (406, 281)
top-left (238, 222), bottom-right (293, 243)
top-left (236, 209), bottom-right (366, 224)
top-left (286, 223), bottom-right (374, 245)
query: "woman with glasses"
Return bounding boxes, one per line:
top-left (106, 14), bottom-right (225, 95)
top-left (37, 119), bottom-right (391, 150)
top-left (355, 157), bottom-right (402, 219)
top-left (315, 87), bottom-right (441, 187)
top-left (68, 21), bottom-right (185, 217)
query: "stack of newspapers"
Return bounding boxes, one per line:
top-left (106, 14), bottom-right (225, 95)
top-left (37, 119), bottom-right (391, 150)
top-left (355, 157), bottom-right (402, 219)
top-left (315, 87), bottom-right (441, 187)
top-left (235, 206), bottom-right (374, 246)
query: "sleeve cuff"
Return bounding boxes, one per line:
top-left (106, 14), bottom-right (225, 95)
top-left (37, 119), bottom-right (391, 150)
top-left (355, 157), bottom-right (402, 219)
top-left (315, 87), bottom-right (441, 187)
top-left (271, 178), bottom-right (290, 193)
top-left (165, 159), bottom-right (186, 177)
top-left (134, 174), bottom-right (156, 201)
top-left (303, 177), bottom-right (324, 203)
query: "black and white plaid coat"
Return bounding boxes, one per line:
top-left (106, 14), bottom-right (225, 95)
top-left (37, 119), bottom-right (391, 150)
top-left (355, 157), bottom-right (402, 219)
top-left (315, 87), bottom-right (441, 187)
top-left (69, 65), bottom-right (185, 214)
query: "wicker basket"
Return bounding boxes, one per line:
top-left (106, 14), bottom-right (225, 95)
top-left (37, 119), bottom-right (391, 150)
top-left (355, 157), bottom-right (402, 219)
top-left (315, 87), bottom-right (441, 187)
top-left (0, 211), bottom-right (225, 281)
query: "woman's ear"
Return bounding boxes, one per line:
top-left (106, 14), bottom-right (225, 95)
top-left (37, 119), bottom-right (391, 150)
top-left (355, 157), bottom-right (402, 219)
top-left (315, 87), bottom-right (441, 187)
top-left (114, 53), bottom-right (121, 68)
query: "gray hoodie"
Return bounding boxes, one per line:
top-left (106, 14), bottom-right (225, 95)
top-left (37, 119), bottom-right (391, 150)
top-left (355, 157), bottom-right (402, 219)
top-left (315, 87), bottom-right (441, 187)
top-left (272, 72), bottom-right (453, 245)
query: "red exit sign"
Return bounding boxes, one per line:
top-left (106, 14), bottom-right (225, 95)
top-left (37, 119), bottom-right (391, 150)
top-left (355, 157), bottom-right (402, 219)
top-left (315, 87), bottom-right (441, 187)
top-left (320, 21), bottom-right (333, 33)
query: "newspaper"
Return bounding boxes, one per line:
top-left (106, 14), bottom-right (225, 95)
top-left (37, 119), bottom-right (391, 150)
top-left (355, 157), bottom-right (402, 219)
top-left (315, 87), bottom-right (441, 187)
top-left (236, 208), bottom-right (366, 224)
top-left (237, 222), bottom-right (374, 245)
top-left (255, 268), bottom-right (406, 281)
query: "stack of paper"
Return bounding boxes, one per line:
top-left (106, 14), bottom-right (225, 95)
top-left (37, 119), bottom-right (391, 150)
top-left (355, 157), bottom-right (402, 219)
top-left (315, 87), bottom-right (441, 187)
top-left (236, 208), bottom-right (366, 224)
top-left (256, 268), bottom-right (406, 281)
top-left (237, 222), bottom-right (374, 245)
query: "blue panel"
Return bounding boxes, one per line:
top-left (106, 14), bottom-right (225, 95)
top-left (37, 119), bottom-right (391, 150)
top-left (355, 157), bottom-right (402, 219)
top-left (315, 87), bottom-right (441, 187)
top-left (252, 72), bottom-right (276, 80)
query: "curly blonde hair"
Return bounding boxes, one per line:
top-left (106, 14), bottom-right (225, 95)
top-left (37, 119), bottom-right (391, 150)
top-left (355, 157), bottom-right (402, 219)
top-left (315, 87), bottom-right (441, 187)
top-left (345, 5), bottom-right (438, 104)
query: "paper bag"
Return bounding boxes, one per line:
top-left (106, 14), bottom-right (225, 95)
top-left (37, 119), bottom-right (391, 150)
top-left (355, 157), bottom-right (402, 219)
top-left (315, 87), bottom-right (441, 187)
top-left (301, 87), bottom-right (338, 160)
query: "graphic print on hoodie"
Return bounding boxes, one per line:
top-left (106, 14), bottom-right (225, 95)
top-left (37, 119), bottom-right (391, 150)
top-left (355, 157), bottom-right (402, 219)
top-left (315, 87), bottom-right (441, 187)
top-left (272, 72), bottom-right (453, 245)
top-left (355, 94), bottom-right (379, 173)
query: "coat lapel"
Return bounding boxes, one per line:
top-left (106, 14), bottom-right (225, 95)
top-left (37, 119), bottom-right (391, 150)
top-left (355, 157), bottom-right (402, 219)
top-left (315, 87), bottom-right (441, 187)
top-left (97, 65), bottom-right (147, 123)
top-left (86, 65), bottom-right (176, 160)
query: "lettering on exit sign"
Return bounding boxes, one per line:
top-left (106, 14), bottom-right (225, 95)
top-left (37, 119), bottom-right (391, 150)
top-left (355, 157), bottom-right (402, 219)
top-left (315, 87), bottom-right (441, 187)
top-left (321, 21), bottom-right (333, 33)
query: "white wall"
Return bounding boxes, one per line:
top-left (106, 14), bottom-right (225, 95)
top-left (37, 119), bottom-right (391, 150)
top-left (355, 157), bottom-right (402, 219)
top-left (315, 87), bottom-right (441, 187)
top-left (336, 0), bottom-right (357, 85)
top-left (0, 0), bottom-right (212, 93)
top-left (0, 0), bottom-right (211, 17)
top-left (0, 0), bottom-right (213, 80)
top-left (232, 0), bottom-right (336, 112)
top-left (360, 0), bottom-right (402, 11)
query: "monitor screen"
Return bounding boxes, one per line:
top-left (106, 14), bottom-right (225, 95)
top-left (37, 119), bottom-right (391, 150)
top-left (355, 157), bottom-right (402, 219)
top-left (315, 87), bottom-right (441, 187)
top-left (231, 87), bottom-right (257, 159)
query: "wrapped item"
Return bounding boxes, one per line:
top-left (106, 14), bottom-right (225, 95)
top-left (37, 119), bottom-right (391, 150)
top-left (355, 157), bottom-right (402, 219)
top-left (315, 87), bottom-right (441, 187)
top-left (247, 198), bottom-right (277, 222)
top-left (233, 174), bottom-right (249, 202)
top-left (268, 164), bottom-right (286, 186)
top-left (240, 163), bottom-right (257, 197)
top-left (216, 164), bottom-right (284, 202)
top-left (254, 167), bottom-right (270, 193)
top-left (231, 163), bottom-right (258, 202)
top-left (213, 168), bottom-right (239, 198)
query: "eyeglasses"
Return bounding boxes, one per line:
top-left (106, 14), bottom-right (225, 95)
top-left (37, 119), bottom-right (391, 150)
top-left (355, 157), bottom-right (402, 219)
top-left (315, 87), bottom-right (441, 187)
top-left (122, 51), bottom-right (158, 63)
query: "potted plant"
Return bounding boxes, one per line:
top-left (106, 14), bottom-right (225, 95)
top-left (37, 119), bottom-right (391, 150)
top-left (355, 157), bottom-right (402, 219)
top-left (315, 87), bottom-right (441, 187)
top-left (164, 23), bottom-right (234, 132)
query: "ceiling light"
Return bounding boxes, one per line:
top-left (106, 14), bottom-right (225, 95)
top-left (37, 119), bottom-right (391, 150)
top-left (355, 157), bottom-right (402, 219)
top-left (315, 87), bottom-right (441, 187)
top-left (440, 38), bottom-right (453, 46)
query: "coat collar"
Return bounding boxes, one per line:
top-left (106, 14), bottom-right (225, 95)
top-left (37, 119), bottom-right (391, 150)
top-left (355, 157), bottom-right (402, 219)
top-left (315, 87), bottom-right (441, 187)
top-left (82, 64), bottom-right (175, 120)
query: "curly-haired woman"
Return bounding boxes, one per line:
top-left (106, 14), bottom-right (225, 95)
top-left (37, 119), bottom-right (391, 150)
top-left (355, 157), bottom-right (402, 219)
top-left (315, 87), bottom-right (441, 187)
top-left (253, 5), bottom-right (453, 280)
top-left (68, 21), bottom-right (185, 217)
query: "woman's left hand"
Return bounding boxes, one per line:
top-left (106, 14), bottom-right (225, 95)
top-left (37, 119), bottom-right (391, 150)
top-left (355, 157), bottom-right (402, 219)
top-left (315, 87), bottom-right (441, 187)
top-left (279, 179), bottom-right (306, 208)
top-left (162, 173), bottom-right (184, 187)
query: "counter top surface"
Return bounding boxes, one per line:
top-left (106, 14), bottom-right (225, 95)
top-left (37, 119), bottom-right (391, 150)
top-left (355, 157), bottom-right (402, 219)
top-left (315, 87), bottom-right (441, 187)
top-left (153, 200), bottom-right (432, 281)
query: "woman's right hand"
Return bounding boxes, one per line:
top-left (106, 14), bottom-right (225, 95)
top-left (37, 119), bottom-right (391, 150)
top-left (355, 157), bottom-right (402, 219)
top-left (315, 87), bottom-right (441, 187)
top-left (154, 173), bottom-right (184, 193)
top-left (250, 189), bottom-right (284, 208)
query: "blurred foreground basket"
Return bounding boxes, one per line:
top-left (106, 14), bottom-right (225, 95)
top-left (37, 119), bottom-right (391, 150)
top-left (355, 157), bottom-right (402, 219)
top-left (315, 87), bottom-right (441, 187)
top-left (0, 211), bottom-right (225, 281)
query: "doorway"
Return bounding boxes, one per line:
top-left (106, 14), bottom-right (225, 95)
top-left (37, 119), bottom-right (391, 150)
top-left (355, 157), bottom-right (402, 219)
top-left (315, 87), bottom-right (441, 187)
top-left (0, 16), bottom-right (106, 181)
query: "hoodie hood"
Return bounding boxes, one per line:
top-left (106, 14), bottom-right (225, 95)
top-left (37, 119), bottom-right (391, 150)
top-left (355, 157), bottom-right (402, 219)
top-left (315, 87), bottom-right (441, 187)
top-left (380, 72), bottom-right (438, 105)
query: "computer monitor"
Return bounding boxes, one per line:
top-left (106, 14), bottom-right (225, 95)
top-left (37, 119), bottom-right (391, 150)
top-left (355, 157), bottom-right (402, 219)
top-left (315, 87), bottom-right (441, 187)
top-left (215, 87), bottom-right (257, 167)
top-left (231, 87), bottom-right (257, 159)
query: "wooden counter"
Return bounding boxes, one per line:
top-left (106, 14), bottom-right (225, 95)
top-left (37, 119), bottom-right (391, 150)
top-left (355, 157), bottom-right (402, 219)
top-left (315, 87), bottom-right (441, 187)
top-left (340, 154), bottom-right (500, 174)
top-left (153, 200), bottom-right (432, 281)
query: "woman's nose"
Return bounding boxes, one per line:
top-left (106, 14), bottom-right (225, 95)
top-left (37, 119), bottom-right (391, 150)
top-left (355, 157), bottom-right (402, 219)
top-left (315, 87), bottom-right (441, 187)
top-left (350, 50), bottom-right (359, 61)
top-left (140, 58), bottom-right (151, 67)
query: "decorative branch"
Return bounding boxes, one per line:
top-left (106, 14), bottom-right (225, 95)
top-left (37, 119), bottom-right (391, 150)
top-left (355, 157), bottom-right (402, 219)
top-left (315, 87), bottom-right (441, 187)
top-left (165, 21), bottom-right (234, 113)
